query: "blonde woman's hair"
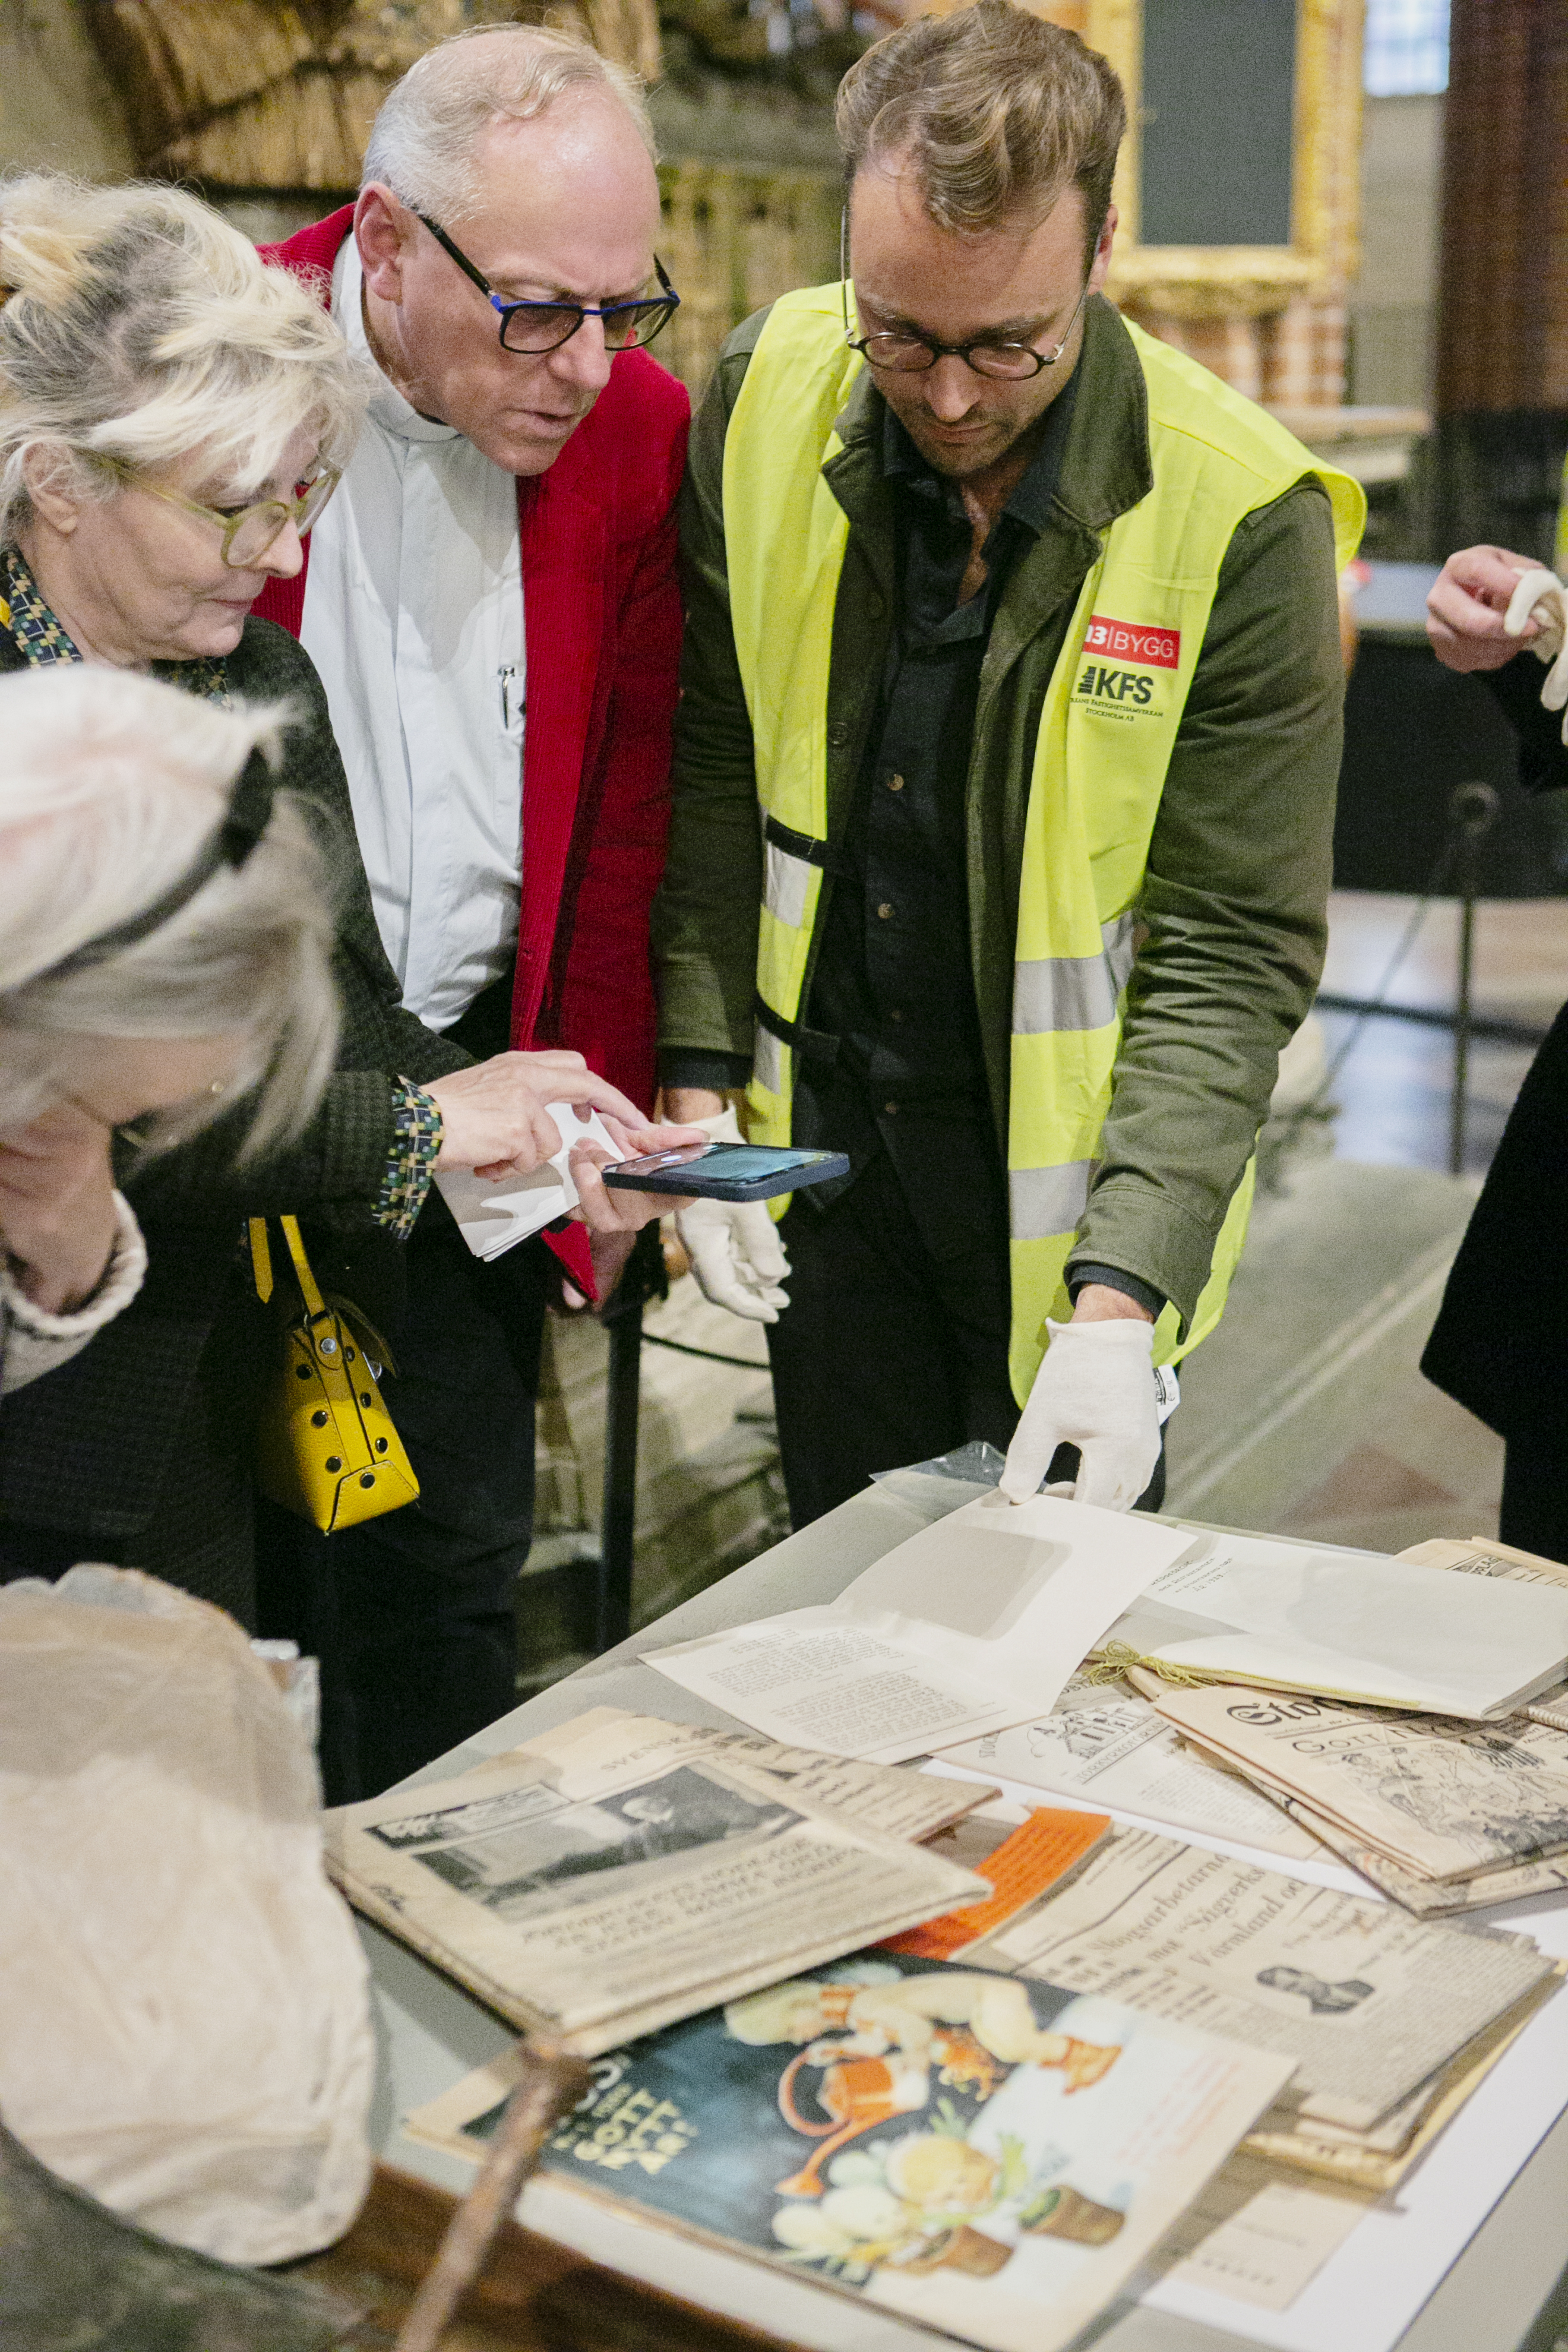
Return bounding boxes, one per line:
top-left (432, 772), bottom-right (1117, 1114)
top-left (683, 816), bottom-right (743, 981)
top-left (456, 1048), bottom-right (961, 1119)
top-left (0, 665), bottom-right (338, 1164)
top-left (362, 22), bottom-right (656, 224)
top-left (0, 174), bottom-right (366, 545)
top-left (836, 0), bottom-right (1125, 267)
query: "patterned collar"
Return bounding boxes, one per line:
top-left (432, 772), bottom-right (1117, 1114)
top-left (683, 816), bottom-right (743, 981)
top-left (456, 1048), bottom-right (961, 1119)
top-left (0, 545), bottom-right (230, 703)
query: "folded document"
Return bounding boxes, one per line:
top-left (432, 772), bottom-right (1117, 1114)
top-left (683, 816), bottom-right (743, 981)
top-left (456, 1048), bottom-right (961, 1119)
top-left (644, 1493), bottom-right (1197, 1762)
top-left (1101, 1529), bottom-right (1568, 1719)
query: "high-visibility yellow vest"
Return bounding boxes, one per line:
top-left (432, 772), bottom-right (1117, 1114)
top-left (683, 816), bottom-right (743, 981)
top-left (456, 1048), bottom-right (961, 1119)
top-left (723, 284), bottom-right (1365, 1402)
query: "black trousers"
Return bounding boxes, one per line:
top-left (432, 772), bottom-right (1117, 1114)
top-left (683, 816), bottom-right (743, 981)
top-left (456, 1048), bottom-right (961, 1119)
top-left (766, 1149), bottom-right (1165, 1531)
top-left (1500, 1427), bottom-right (1568, 1569)
top-left (256, 1203), bottom-right (550, 1806)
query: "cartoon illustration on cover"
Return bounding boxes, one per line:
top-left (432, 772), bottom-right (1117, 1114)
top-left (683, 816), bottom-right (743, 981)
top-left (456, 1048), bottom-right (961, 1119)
top-left (438, 1950), bottom-right (1287, 2346)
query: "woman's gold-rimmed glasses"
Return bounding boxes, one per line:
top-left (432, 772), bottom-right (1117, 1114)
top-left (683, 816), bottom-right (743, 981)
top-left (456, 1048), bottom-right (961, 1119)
top-left (106, 460), bottom-right (343, 570)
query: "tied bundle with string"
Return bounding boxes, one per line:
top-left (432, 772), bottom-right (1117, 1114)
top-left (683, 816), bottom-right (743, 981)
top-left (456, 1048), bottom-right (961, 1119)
top-left (1082, 1640), bottom-right (1218, 1689)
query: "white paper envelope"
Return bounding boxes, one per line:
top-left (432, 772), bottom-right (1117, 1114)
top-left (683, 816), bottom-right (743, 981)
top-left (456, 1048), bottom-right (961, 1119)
top-left (435, 1104), bottom-right (624, 1260)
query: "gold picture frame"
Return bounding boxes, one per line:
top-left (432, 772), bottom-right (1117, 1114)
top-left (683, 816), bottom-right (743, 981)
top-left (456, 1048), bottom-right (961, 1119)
top-left (1046, 0), bottom-right (1364, 322)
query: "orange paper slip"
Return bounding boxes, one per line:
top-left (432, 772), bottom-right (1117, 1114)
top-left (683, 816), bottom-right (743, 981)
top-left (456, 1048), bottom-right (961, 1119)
top-left (881, 1806), bottom-right (1111, 1958)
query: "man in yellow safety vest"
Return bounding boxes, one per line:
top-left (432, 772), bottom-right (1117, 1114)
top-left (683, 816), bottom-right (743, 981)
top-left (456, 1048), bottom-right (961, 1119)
top-left (655, 0), bottom-right (1363, 1528)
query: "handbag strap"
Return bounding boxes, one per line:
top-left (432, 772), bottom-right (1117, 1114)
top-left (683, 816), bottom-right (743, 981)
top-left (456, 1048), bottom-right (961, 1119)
top-left (277, 1213), bottom-right (328, 1320)
top-left (248, 1217), bottom-right (274, 1304)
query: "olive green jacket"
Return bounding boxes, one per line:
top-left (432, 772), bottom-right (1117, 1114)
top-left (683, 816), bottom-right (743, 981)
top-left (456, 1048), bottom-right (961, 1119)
top-left (653, 293), bottom-right (1346, 1326)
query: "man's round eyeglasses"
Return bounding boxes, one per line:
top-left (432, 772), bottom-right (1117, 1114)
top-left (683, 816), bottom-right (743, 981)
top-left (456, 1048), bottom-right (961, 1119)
top-left (109, 460), bottom-right (342, 569)
top-left (838, 216), bottom-right (1090, 381)
top-left (418, 213), bottom-right (681, 356)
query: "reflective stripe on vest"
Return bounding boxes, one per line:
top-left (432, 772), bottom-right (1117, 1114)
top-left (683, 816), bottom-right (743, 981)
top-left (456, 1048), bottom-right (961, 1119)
top-left (723, 284), bottom-right (1365, 1401)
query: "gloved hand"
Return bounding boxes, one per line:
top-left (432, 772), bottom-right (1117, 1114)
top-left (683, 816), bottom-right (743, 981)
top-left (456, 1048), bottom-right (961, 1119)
top-left (1000, 1316), bottom-right (1160, 1511)
top-left (1504, 568), bottom-right (1568, 744)
top-left (674, 1107), bottom-right (791, 1324)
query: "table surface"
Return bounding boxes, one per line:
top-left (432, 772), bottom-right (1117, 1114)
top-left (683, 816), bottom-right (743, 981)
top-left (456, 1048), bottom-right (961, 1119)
top-left (364, 1476), bottom-right (1568, 2352)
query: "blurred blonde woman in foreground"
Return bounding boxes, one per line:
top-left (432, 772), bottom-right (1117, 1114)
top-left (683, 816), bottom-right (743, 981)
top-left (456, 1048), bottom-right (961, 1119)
top-left (0, 176), bottom-right (684, 1642)
top-left (0, 666), bottom-right (336, 1393)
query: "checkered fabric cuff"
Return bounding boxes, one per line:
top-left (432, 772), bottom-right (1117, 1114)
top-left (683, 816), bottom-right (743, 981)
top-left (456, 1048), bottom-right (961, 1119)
top-left (373, 1079), bottom-right (444, 1239)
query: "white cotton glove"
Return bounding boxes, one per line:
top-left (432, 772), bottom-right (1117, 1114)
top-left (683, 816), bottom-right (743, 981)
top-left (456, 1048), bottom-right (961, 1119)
top-left (674, 1107), bottom-right (792, 1324)
top-left (1504, 568), bottom-right (1568, 744)
top-left (1001, 1316), bottom-right (1161, 1511)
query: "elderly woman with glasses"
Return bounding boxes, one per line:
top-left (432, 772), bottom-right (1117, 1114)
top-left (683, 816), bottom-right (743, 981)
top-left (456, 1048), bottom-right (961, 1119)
top-left (0, 175), bottom-right (690, 1643)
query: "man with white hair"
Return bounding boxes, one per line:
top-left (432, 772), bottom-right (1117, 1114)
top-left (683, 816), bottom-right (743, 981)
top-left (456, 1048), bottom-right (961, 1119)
top-left (256, 24), bottom-right (689, 1791)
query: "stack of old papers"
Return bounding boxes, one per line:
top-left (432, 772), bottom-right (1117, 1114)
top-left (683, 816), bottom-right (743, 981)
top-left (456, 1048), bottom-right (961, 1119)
top-left (958, 1822), bottom-right (1561, 2191)
top-left (1140, 1673), bottom-right (1568, 1915)
top-left (646, 1501), bottom-right (1568, 1766)
top-left (324, 1709), bottom-right (999, 2053)
top-left (934, 1667), bottom-right (1330, 1863)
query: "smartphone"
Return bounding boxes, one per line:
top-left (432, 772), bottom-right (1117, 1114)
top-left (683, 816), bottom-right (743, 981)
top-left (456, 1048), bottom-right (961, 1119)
top-left (601, 1140), bottom-right (851, 1202)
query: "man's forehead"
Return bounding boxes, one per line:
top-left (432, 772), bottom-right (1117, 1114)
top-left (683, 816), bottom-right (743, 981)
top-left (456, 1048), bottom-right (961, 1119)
top-left (849, 165), bottom-right (1086, 296)
top-left (455, 197), bottom-right (656, 298)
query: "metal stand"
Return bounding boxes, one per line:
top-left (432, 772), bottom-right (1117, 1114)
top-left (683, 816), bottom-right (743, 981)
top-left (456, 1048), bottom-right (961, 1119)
top-left (590, 1222), bottom-right (668, 1654)
top-left (1447, 780), bottom-right (1501, 1177)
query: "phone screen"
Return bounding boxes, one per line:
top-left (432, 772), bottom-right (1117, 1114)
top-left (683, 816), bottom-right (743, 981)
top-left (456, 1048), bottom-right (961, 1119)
top-left (620, 1143), bottom-right (821, 1178)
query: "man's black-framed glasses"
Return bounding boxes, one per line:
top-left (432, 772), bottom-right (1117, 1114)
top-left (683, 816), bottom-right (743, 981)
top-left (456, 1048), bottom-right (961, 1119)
top-left (838, 213), bottom-right (1089, 381)
top-left (418, 212), bottom-right (680, 355)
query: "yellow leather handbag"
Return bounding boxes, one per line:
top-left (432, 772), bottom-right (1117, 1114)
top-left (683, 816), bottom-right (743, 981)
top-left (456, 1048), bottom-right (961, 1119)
top-left (248, 1215), bottom-right (419, 1534)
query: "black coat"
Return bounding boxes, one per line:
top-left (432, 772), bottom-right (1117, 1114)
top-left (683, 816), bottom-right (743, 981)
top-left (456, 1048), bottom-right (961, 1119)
top-left (1422, 653), bottom-right (1568, 1436)
top-left (0, 619), bottom-right (470, 1561)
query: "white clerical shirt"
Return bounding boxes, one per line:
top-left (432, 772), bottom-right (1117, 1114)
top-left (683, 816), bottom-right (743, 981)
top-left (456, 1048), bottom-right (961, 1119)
top-left (301, 237), bottom-right (525, 1032)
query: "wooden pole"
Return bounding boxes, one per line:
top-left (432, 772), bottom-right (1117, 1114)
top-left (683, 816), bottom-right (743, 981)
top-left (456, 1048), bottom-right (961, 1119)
top-left (392, 2038), bottom-right (591, 2352)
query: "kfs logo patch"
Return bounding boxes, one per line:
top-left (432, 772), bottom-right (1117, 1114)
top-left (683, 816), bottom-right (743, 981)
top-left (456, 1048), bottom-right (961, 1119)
top-left (1075, 613), bottom-right (1181, 723)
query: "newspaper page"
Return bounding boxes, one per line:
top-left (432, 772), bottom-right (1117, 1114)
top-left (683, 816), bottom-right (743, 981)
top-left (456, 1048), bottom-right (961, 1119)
top-left (1100, 1529), bottom-right (1568, 1718)
top-left (1145, 1683), bottom-right (1568, 1882)
top-left (644, 1494), bottom-right (1202, 1762)
top-left (934, 1671), bottom-right (1327, 1861)
top-left (1264, 1791), bottom-right (1568, 1917)
top-left (1402, 1535), bottom-right (1568, 1588)
top-left (404, 1950), bottom-right (1294, 2352)
top-left (325, 1740), bottom-right (987, 2057)
top-left (1158, 2152), bottom-right (1373, 2311)
top-left (962, 1824), bottom-right (1553, 2130)
top-left (500, 1708), bottom-right (999, 1844)
top-left (1241, 1967), bottom-right (1566, 2190)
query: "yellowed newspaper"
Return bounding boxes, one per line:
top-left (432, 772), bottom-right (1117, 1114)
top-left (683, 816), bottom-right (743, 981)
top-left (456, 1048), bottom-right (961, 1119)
top-left (325, 1716), bottom-right (987, 2056)
top-left (510, 1706), bottom-right (998, 1844)
top-left (1144, 1682), bottom-right (1568, 1883)
top-left (1240, 1967), bottom-right (1566, 2190)
top-left (934, 1671), bottom-right (1326, 1861)
top-left (1272, 1793), bottom-right (1568, 1917)
top-left (962, 1824), bottom-right (1554, 2131)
